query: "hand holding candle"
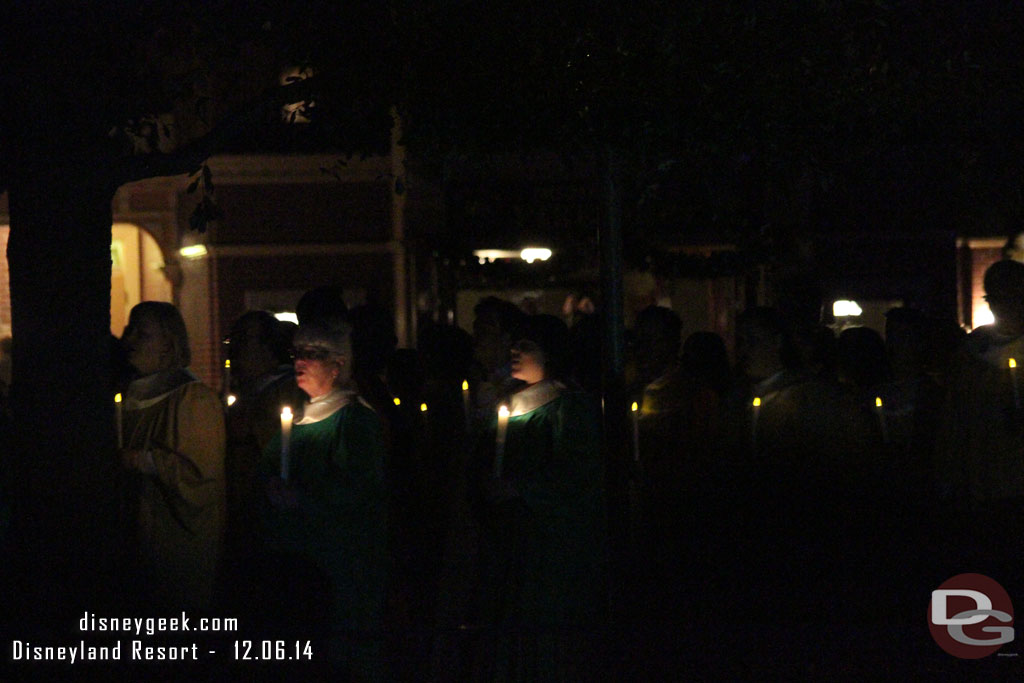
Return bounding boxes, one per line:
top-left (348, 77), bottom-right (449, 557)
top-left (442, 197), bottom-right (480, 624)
top-left (493, 404), bottom-right (510, 478)
top-left (280, 406), bottom-right (293, 481)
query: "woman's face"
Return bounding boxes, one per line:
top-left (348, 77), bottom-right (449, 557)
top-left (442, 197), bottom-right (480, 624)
top-left (510, 339), bottom-right (546, 385)
top-left (123, 314), bottom-right (173, 377)
top-left (293, 345), bottom-right (349, 399)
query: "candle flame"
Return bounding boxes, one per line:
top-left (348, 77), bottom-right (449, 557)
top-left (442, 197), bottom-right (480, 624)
top-left (462, 380), bottom-right (469, 391)
top-left (281, 406), bottom-right (292, 419)
top-left (631, 401), bottom-right (638, 412)
top-left (114, 393), bottom-right (122, 404)
top-left (875, 397), bottom-right (883, 408)
top-left (752, 397), bottom-right (761, 408)
top-left (225, 359), bottom-right (231, 369)
top-left (420, 403), bottom-right (428, 412)
top-left (1011, 358), bottom-right (1018, 369)
top-left (498, 405), bottom-right (510, 418)
top-left (227, 394), bottom-right (237, 407)
top-left (393, 397), bottom-right (401, 406)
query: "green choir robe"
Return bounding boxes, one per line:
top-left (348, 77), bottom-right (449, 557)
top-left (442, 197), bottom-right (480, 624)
top-left (261, 393), bottom-right (388, 638)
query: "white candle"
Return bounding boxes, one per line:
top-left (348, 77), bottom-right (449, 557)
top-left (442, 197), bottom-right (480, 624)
top-left (114, 393), bottom-right (123, 449)
top-left (493, 404), bottom-right (510, 478)
top-left (631, 401), bottom-right (640, 462)
top-left (462, 380), bottom-right (470, 429)
top-left (875, 397), bottom-right (889, 445)
top-left (280, 406), bottom-right (293, 481)
top-left (1011, 359), bottom-right (1020, 411)
top-left (223, 359), bottom-right (232, 405)
top-left (751, 397), bottom-right (761, 455)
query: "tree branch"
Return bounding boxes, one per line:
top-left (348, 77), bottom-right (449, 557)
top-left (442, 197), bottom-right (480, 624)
top-left (114, 76), bottom-right (320, 186)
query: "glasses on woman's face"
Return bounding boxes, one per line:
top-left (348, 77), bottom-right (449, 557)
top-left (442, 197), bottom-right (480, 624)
top-left (290, 345), bottom-right (333, 361)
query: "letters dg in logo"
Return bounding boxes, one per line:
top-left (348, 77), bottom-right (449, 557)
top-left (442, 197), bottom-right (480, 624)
top-left (929, 573), bottom-right (1015, 659)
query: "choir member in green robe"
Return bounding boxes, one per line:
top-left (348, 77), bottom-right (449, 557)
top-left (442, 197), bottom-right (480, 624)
top-left (476, 314), bottom-right (606, 680)
top-left (261, 317), bottom-right (387, 679)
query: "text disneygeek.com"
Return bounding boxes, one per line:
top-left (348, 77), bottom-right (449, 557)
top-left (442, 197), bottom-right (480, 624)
top-left (9, 611), bottom-right (314, 663)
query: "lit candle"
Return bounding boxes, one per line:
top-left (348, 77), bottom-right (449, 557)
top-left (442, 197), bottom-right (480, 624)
top-left (751, 397), bottom-right (761, 455)
top-left (420, 402), bottom-right (429, 430)
top-left (393, 397), bottom-right (401, 407)
top-left (462, 380), bottom-right (470, 429)
top-left (223, 359), bottom-right (232, 405)
top-left (874, 397), bottom-right (888, 445)
top-left (226, 394), bottom-right (237, 407)
top-left (280, 406), bottom-right (293, 481)
top-left (493, 404), bottom-right (510, 478)
top-left (1011, 359), bottom-right (1020, 411)
top-left (114, 393), bottom-right (123, 449)
top-left (631, 401), bottom-right (640, 462)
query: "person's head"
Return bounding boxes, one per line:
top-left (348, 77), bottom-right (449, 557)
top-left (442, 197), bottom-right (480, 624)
top-left (122, 302), bottom-right (190, 377)
top-left (291, 318), bottom-right (353, 399)
top-left (836, 326), bottom-right (891, 388)
top-left (681, 331), bottom-right (731, 394)
top-left (228, 310), bottom-right (291, 384)
top-left (347, 304), bottom-right (397, 378)
top-left (296, 285), bottom-right (349, 327)
top-left (472, 297), bottom-right (526, 373)
top-left (984, 260), bottom-right (1024, 336)
top-left (735, 307), bottom-right (798, 382)
top-left (634, 305), bottom-right (682, 383)
top-left (510, 314), bottom-right (570, 385)
top-left (885, 306), bottom-right (927, 379)
top-left (122, 305), bottom-right (191, 378)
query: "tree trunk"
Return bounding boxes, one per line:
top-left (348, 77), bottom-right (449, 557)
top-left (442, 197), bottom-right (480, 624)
top-left (5, 166), bottom-right (121, 630)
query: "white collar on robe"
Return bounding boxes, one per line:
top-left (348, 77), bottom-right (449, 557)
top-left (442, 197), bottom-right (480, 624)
top-left (297, 388), bottom-right (366, 424)
top-left (509, 379), bottom-right (565, 417)
top-left (124, 368), bottom-right (198, 410)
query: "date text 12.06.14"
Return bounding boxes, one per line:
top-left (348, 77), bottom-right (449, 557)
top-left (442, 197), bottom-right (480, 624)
top-left (234, 641), bottom-right (312, 661)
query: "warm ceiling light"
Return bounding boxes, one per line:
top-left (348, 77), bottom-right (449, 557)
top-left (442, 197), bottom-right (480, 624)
top-left (520, 247), bottom-right (552, 263)
top-left (832, 300), bottom-right (863, 317)
top-left (179, 244), bottom-right (208, 259)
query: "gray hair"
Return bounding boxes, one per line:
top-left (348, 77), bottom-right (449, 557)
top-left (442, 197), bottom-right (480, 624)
top-left (292, 318), bottom-right (353, 360)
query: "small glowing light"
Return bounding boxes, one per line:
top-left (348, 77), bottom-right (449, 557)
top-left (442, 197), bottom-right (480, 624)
top-left (114, 393), bottom-right (122, 404)
top-left (179, 244), bottom-right (208, 259)
top-left (631, 401), bottom-right (639, 412)
top-left (227, 394), bottom-right (237, 407)
top-left (393, 397), bottom-right (401, 406)
top-left (420, 403), bottom-right (428, 412)
top-left (281, 406), bottom-right (292, 419)
top-left (752, 397), bottom-right (761, 407)
top-left (274, 312), bottom-right (299, 325)
top-left (498, 405), bottom-right (510, 418)
top-left (1011, 359), bottom-right (1018, 369)
top-left (520, 247), bottom-right (552, 264)
top-left (832, 300), bottom-right (863, 317)
top-left (875, 397), bottom-right (883, 408)
top-left (225, 359), bottom-right (231, 369)
top-left (462, 380), bottom-right (469, 391)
